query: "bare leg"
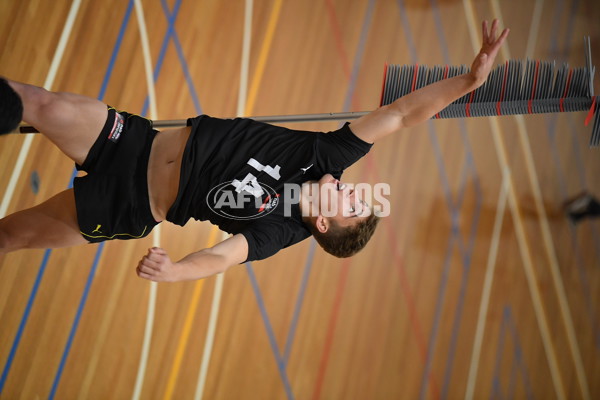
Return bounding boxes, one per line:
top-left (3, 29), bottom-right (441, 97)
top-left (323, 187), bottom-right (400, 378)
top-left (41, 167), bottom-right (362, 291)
top-left (0, 189), bottom-right (87, 252)
top-left (6, 79), bottom-right (108, 166)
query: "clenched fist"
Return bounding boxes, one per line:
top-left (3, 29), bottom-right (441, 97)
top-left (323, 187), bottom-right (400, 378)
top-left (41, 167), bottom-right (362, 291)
top-left (136, 247), bottom-right (181, 282)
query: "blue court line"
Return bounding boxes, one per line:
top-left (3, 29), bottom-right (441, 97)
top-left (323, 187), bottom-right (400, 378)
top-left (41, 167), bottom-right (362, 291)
top-left (0, 249), bottom-right (51, 393)
top-left (246, 2), bottom-right (376, 395)
top-left (48, 2), bottom-right (135, 398)
top-left (140, 0), bottom-right (178, 115)
top-left (246, 262), bottom-right (296, 400)
top-left (491, 308), bottom-right (507, 398)
top-left (544, 0), bottom-right (600, 349)
top-left (427, 2), bottom-right (483, 396)
top-left (341, 0), bottom-right (376, 113)
top-left (159, 0), bottom-right (202, 114)
top-left (49, 0), bottom-right (210, 394)
top-left (492, 306), bottom-right (534, 400)
top-left (244, 241), bottom-right (317, 400)
top-left (140, 0), bottom-right (184, 117)
top-left (395, 6), bottom-right (446, 400)
top-left (97, 0), bottom-right (134, 102)
top-left (49, 243), bottom-right (105, 399)
top-left (506, 307), bottom-right (534, 399)
top-left (140, 0), bottom-right (202, 116)
top-left (0, 2), bottom-right (134, 395)
top-left (394, 1), bottom-right (482, 398)
top-left (283, 240), bottom-right (316, 364)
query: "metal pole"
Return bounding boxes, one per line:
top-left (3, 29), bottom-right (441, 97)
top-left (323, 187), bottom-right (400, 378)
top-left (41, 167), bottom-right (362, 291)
top-left (18, 111), bottom-right (370, 133)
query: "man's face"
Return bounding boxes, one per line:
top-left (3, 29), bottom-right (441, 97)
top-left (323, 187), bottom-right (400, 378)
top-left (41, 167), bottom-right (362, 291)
top-left (315, 174), bottom-right (370, 227)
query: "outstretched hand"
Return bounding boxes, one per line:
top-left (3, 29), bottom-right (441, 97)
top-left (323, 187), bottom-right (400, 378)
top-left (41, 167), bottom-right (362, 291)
top-left (471, 19), bottom-right (510, 87)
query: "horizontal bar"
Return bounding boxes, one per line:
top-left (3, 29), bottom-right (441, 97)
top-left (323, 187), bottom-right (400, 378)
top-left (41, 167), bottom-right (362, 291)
top-left (155, 111), bottom-right (371, 127)
top-left (18, 111), bottom-right (371, 133)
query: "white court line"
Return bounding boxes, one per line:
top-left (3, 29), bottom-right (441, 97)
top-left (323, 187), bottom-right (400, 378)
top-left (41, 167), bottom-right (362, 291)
top-left (464, 174), bottom-right (508, 400)
top-left (131, 281), bottom-right (157, 400)
top-left (236, 0), bottom-right (254, 118)
top-left (462, 1), bottom-right (566, 399)
top-left (0, 0), bottom-right (82, 218)
top-left (134, 0), bottom-right (158, 120)
top-left (524, 0), bottom-right (544, 60)
top-left (131, 0), bottom-right (160, 399)
top-left (489, 1), bottom-right (590, 399)
top-left (193, 1), bottom-right (254, 398)
top-left (464, 3), bottom-right (543, 397)
top-left (193, 272), bottom-right (224, 400)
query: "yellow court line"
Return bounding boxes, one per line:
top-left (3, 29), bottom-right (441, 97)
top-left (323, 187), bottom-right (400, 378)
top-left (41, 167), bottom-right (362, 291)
top-left (193, 265), bottom-right (225, 400)
top-left (194, 1), bottom-right (256, 398)
top-left (162, 226), bottom-right (220, 400)
top-left (244, 0), bottom-right (284, 115)
top-left (193, 0), bottom-right (255, 398)
top-left (164, 1), bottom-right (282, 397)
top-left (488, 1), bottom-right (590, 399)
top-left (461, 2), bottom-right (566, 399)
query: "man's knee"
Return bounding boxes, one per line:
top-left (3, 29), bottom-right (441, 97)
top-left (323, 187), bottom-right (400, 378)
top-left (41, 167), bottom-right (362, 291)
top-left (30, 87), bottom-right (68, 118)
top-left (10, 82), bottom-right (65, 123)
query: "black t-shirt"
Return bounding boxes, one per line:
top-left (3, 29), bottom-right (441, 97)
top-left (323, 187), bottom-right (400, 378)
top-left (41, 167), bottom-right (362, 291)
top-left (166, 115), bottom-right (373, 261)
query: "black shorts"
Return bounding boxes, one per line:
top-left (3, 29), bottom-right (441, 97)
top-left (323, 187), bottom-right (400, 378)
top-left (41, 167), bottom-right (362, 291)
top-left (73, 107), bottom-right (159, 243)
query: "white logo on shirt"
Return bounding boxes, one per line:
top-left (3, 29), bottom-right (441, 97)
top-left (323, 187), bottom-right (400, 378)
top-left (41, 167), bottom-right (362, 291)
top-left (231, 158), bottom-right (281, 197)
top-left (300, 164), bottom-right (313, 174)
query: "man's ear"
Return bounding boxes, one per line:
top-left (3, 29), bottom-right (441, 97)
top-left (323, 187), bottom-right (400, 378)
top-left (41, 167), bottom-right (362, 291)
top-left (315, 215), bottom-right (329, 233)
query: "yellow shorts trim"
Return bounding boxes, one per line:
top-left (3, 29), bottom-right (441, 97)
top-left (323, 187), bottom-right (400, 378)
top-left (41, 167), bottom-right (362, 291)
top-left (80, 225), bottom-right (148, 241)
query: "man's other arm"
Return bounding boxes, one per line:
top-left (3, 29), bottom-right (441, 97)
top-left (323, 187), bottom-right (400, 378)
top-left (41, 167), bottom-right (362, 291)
top-left (136, 233), bottom-right (249, 282)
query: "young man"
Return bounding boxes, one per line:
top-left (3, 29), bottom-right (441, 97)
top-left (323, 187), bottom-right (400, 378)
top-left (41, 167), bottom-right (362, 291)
top-left (0, 20), bottom-right (508, 282)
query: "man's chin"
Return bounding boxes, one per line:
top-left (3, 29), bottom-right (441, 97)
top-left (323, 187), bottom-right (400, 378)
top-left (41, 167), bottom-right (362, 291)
top-left (317, 173), bottom-right (336, 187)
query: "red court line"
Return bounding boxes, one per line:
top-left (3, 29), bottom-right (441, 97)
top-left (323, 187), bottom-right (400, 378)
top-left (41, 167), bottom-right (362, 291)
top-left (324, 0), bottom-right (360, 111)
top-left (311, 259), bottom-right (352, 400)
top-left (312, 2), bottom-right (440, 399)
top-left (364, 156), bottom-right (442, 400)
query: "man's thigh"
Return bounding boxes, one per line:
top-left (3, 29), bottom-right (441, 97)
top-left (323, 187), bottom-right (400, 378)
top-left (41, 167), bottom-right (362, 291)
top-left (9, 80), bottom-right (108, 166)
top-left (0, 189), bottom-right (87, 251)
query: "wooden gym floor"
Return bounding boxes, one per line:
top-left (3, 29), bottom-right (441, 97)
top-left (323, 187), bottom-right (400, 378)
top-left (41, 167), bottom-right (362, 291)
top-left (0, 0), bottom-right (599, 398)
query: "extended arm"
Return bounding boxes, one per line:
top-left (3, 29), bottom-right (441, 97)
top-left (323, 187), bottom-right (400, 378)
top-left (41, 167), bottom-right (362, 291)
top-left (350, 20), bottom-right (509, 143)
top-left (136, 233), bottom-right (249, 282)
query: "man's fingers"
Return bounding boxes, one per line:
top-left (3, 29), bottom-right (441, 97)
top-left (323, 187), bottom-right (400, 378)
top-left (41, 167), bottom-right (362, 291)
top-left (137, 263), bottom-right (155, 275)
top-left (482, 20), bottom-right (489, 42)
top-left (146, 252), bottom-right (165, 263)
top-left (489, 19), bottom-right (498, 41)
top-left (136, 248), bottom-right (176, 282)
top-left (149, 247), bottom-right (167, 255)
top-left (489, 28), bottom-right (509, 54)
top-left (141, 255), bottom-right (160, 269)
top-left (498, 28), bottom-right (510, 43)
top-left (136, 265), bottom-right (159, 281)
top-left (137, 270), bottom-right (154, 280)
